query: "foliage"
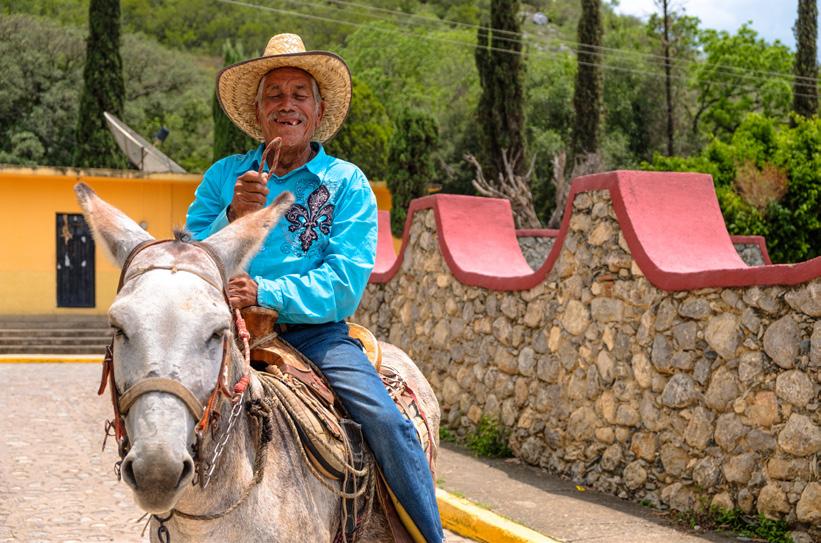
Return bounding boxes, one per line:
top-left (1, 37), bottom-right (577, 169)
top-left (690, 25), bottom-right (793, 142)
top-left (340, 23), bottom-right (479, 166)
top-left (645, 114), bottom-right (821, 263)
top-left (0, 14), bottom-right (214, 172)
top-left (74, 0), bottom-right (126, 169)
top-left (793, 0), bottom-right (818, 118)
top-left (571, 0), bottom-right (603, 158)
top-left (465, 416), bottom-right (512, 458)
top-left (676, 505), bottom-right (793, 543)
top-left (119, 34), bottom-right (215, 172)
top-left (325, 77), bottom-right (393, 181)
top-left (475, 0), bottom-right (527, 180)
top-left (3, 0), bottom-right (814, 198)
top-left (438, 426), bottom-right (456, 443)
top-left (0, 15), bottom-right (85, 166)
top-left (386, 109), bottom-right (439, 237)
top-left (213, 39), bottom-right (257, 162)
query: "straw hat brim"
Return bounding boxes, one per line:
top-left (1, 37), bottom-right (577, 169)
top-left (216, 51), bottom-right (352, 143)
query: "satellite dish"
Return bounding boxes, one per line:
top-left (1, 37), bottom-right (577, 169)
top-left (104, 112), bottom-right (186, 173)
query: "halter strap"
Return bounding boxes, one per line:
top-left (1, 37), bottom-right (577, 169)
top-left (119, 377), bottom-right (205, 421)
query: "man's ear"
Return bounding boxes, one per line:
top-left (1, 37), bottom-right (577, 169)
top-left (317, 99), bottom-right (326, 124)
top-left (203, 192), bottom-right (295, 277)
top-left (73, 183), bottom-right (154, 267)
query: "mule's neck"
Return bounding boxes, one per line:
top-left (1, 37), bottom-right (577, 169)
top-left (156, 372), bottom-right (339, 542)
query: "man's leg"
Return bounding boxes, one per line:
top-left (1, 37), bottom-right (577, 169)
top-left (281, 322), bottom-right (444, 543)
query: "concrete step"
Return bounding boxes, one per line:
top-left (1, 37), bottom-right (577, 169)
top-left (0, 345), bottom-right (107, 355)
top-left (0, 315), bottom-right (108, 329)
top-left (0, 329), bottom-right (112, 338)
top-left (0, 336), bottom-right (112, 347)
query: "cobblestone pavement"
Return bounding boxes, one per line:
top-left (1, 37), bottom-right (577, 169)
top-left (0, 363), bottom-right (471, 542)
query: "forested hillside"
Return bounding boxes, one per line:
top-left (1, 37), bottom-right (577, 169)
top-left (1, 0), bottom-right (818, 261)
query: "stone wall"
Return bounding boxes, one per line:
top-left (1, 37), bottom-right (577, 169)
top-left (355, 187), bottom-right (821, 535)
top-left (734, 242), bottom-right (768, 267)
top-left (517, 236), bottom-right (768, 270)
top-left (516, 236), bottom-right (554, 270)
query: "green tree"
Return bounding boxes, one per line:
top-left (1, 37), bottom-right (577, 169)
top-left (387, 109), bottom-right (439, 237)
top-left (793, 0), bottom-right (818, 119)
top-left (213, 39), bottom-right (256, 162)
top-left (325, 77), bottom-right (393, 180)
top-left (74, 0), bottom-right (126, 168)
top-left (571, 0), bottom-right (603, 158)
top-left (0, 15), bottom-right (85, 166)
top-left (474, 0), bottom-right (527, 181)
top-left (0, 14), bottom-right (214, 172)
top-left (691, 25), bottom-right (793, 141)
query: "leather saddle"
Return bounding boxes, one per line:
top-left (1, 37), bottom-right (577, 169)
top-left (241, 308), bottom-right (434, 543)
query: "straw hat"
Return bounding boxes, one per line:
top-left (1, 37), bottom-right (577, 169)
top-left (216, 33), bottom-right (352, 143)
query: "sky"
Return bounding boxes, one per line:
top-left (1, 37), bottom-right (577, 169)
top-left (612, 0), bottom-right (804, 50)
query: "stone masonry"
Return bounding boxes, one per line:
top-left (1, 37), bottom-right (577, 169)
top-left (354, 190), bottom-right (820, 535)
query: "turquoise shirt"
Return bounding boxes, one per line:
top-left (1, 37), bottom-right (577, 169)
top-left (186, 143), bottom-right (378, 324)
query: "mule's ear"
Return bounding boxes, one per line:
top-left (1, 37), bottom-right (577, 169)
top-left (74, 182), bottom-right (155, 267)
top-left (204, 192), bottom-right (295, 277)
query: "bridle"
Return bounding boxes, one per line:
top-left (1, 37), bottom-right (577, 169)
top-left (98, 238), bottom-right (251, 484)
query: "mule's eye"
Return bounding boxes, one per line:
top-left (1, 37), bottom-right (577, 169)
top-left (209, 330), bottom-right (226, 343)
top-left (111, 327), bottom-right (129, 342)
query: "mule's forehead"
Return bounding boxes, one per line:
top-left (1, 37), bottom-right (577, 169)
top-left (110, 243), bottom-right (230, 327)
top-left (125, 243), bottom-right (224, 285)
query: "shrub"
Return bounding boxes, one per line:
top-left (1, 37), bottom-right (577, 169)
top-left (644, 114), bottom-right (820, 263)
top-left (465, 416), bottom-right (512, 458)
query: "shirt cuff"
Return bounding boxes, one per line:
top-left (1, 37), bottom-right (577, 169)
top-left (255, 276), bottom-right (284, 312)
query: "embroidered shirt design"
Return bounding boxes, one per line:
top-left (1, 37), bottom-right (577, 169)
top-left (285, 185), bottom-right (335, 252)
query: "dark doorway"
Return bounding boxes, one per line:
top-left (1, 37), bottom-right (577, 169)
top-left (56, 213), bottom-right (95, 308)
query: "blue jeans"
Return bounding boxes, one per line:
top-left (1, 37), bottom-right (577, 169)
top-left (281, 321), bottom-right (444, 543)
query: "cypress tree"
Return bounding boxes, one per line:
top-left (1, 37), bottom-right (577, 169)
top-left (74, 0), bottom-right (126, 169)
top-left (387, 109), bottom-right (438, 237)
top-left (793, 0), bottom-right (818, 119)
top-left (571, 0), bottom-right (603, 159)
top-left (213, 40), bottom-right (257, 161)
top-left (474, 0), bottom-right (526, 182)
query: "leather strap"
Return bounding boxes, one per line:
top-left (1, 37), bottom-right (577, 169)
top-left (118, 377), bottom-right (205, 421)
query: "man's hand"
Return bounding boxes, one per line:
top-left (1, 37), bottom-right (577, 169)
top-left (227, 171), bottom-right (269, 222)
top-left (228, 272), bottom-right (258, 309)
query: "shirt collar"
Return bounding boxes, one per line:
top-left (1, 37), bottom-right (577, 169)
top-left (245, 142), bottom-right (328, 179)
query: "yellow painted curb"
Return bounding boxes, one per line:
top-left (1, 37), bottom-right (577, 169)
top-left (0, 354), bottom-right (102, 363)
top-left (437, 488), bottom-right (562, 543)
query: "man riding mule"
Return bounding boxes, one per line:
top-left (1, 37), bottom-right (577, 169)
top-left (183, 33), bottom-right (444, 542)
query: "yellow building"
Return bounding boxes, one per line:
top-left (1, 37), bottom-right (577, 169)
top-left (0, 167), bottom-right (392, 316)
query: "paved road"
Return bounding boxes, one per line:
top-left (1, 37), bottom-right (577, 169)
top-left (0, 363), bottom-right (471, 542)
top-left (438, 445), bottom-right (737, 543)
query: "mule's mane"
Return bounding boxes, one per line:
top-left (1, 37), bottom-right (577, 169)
top-left (173, 228), bottom-right (193, 243)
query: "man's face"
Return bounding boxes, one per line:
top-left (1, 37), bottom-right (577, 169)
top-left (256, 67), bottom-right (325, 153)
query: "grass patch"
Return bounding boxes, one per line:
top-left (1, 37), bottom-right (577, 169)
top-left (676, 506), bottom-right (793, 543)
top-left (465, 416), bottom-right (512, 458)
top-left (439, 417), bottom-right (512, 458)
top-left (438, 426), bottom-right (457, 444)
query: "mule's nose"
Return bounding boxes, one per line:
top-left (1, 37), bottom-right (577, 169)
top-left (121, 443), bottom-right (195, 493)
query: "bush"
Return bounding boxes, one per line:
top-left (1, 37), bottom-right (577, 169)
top-left (465, 416), bottom-right (512, 458)
top-left (644, 114), bottom-right (821, 263)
